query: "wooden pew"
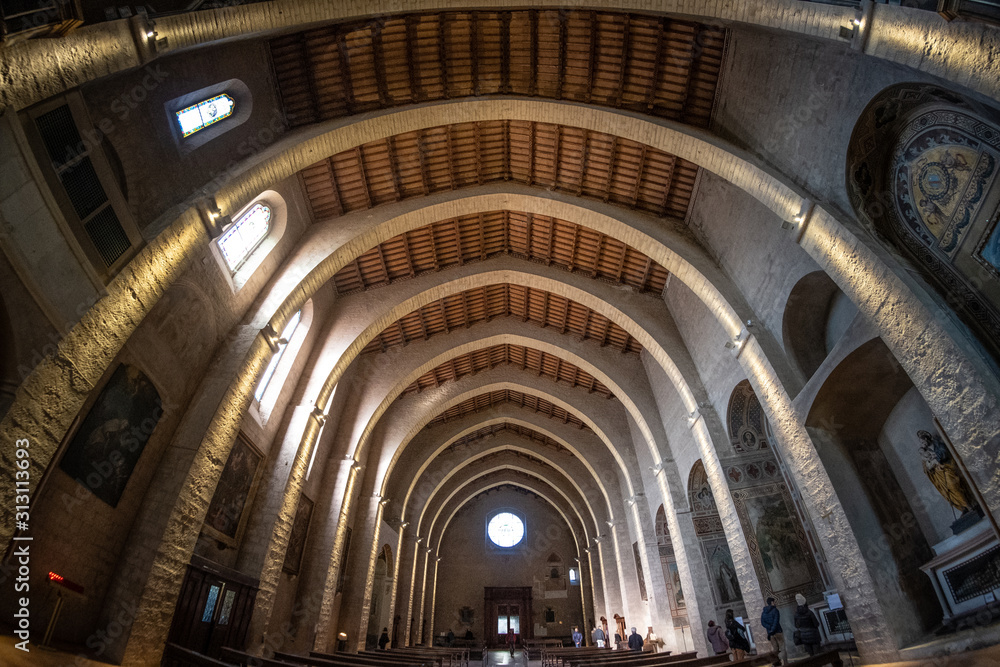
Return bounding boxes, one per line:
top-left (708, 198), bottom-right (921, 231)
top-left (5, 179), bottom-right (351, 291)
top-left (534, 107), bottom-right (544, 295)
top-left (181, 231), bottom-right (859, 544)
top-left (304, 651), bottom-right (435, 667)
top-left (219, 647), bottom-right (305, 667)
top-left (563, 651), bottom-right (694, 667)
top-left (782, 650), bottom-right (843, 667)
top-left (542, 647), bottom-right (608, 667)
top-left (525, 639), bottom-right (565, 659)
top-left (363, 647), bottom-right (465, 667)
top-left (162, 643), bottom-right (239, 667)
top-left (379, 647), bottom-right (468, 663)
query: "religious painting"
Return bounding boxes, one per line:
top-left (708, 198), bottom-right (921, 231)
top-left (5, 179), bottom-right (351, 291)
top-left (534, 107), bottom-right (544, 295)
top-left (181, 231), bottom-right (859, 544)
top-left (733, 484), bottom-right (817, 601)
top-left (705, 540), bottom-right (741, 605)
top-left (203, 432), bottom-right (263, 546)
top-left (689, 462), bottom-right (716, 513)
top-left (667, 562), bottom-right (685, 609)
top-left (59, 363), bottom-right (163, 508)
top-left (282, 494), bottom-right (314, 575)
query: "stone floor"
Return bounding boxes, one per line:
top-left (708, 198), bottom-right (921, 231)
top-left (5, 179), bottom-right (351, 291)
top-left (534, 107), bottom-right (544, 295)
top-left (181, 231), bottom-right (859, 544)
top-left (0, 634), bottom-right (115, 667)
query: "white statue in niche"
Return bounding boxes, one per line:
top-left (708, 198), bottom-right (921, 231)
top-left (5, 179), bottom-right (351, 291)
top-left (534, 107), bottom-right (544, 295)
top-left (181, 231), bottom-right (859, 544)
top-left (918, 430), bottom-right (978, 515)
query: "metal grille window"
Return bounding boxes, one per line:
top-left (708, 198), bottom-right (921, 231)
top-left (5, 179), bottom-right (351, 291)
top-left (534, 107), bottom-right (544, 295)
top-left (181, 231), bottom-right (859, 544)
top-left (33, 103), bottom-right (135, 272)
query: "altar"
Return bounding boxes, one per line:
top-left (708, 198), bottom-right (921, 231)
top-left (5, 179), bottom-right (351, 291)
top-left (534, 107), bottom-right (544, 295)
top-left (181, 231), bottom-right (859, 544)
top-left (920, 519), bottom-right (1000, 621)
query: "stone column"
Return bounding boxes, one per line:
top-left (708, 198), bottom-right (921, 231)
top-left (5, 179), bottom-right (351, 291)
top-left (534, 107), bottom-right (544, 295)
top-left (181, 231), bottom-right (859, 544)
top-left (346, 494), bottom-right (386, 651)
top-left (312, 458), bottom-right (363, 652)
top-left (242, 404), bottom-right (324, 651)
top-left (653, 464), bottom-right (712, 658)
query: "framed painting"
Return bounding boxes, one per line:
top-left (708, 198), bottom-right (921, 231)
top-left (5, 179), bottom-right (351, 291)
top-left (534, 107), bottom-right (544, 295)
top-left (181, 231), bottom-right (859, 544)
top-left (282, 494), bottom-right (314, 575)
top-left (732, 483), bottom-right (820, 603)
top-left (202, 432), bottom-right (264, 547)
top-left (59, 363), bottom-right (163, 508)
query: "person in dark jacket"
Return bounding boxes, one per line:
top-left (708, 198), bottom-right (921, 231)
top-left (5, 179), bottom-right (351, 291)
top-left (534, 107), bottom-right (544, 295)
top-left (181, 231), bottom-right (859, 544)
top-left (706, 620), bottom-right (729, 655)
top-left (572, 627), bottom-right (583, 647)
top-left (627, 627), bottom-right (644, 651)
top-left (760, 597), bottom-right (784, 665)
top-left (592, 626), bottom-right (606, 648)
top-left (724, 609), bottom-right (750, 660)
top-left (793, 594), bottom-right (822, 656)
top-left (378, 628), bottom-right (390, 650)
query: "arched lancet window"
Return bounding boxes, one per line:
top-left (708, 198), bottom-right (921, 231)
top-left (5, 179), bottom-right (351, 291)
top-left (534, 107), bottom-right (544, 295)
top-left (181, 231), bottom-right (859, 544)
top-left (255, 309), bottom-right (303, 403)
top-left (176, 94), bottom-right (236, 137)
top-left (219, 203), bottom-right (271, 273)
top-left (165, 79), bottom-right (252, 153)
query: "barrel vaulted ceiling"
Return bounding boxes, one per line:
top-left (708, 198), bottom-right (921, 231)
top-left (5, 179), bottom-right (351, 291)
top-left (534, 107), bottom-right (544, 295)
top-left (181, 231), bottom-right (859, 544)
top-left (258, 10), bottom-right (727, 552)
top-left (264, 9), bottom-right (730, 525)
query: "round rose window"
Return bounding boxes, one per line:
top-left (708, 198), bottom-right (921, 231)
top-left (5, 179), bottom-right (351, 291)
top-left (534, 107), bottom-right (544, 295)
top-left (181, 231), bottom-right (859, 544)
top-left (487, 512), bottom-right (524, 547)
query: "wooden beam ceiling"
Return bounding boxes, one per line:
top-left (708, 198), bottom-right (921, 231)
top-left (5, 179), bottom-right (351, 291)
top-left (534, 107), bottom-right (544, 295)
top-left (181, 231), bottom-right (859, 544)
top-left (445, 422), bottom-right (571, 454)
top-left (270, 11), bottom-right (725, 129)
top-left (401, 343), bottom-right (616, 398)
top-left (360, 284), bottom-right (642, 356)
top-left (426, 388), bottom-right (589, 430)
top-left (333, 211), bottom-right (669, 296)
top-left (300, 120), bottom-right (698, 221)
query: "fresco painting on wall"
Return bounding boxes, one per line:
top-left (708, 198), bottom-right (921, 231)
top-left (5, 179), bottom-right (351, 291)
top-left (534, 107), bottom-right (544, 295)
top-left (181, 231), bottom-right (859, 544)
top-left (734, 484), bottom-right (816, 599)
top-left (668, 562), bottom-right (685, 608)
top-left (705, 540), bottom-right (741, 605)
top-left (203, 432), bottom-right (263, 545)
top-left (59, 363), bottom-right (163, 508)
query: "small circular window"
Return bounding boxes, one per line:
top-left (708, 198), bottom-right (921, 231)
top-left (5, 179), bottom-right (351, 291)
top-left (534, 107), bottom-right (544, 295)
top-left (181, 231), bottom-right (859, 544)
top-left (488, 512), bottom-right (525, 548)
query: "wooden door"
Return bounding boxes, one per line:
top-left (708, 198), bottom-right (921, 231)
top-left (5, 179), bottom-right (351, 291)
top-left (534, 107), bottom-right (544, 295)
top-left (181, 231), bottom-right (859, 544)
top-left (484, 587), bottom-right (532, 647)
top-left (167, 555), bottom-right (259, 658)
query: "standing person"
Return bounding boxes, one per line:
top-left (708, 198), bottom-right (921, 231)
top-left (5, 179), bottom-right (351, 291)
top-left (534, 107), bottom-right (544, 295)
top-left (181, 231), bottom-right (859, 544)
top-left (378, 628), bottom-right (390, 650)
top-left (592, 625), bottom-right (606, 648)
top-left (760, 597), bottom-right (785, 665)
top-left (447, 629), bottom-right (455, 646)
top-left (572, 627), bottom-right (583, 647)
top-left (724, 609), bottom-right (750, 661)
top-left (627, 627), bottom-right (644, 651)
top-left (645, 627), bottom-right (662, 654)
top-left (508, 629), bottom-right (517, 656)
top-left (793, 594), bottom-right (822, 656)
top-left (706, 621), bottom-right (729, 656)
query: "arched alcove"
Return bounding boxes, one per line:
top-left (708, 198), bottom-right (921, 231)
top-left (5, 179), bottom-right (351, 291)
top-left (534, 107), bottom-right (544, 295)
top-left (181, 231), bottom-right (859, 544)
top-left (847, 83), bottom-right (1000, 361)
top-left (804, 337), bottom-right (973, 648)
top-left (687, 461), bottom-right (744, 619)
top-left (725, 381), bottom-right (822, 608)
top-left (782, 271), bottom-right (860, 380)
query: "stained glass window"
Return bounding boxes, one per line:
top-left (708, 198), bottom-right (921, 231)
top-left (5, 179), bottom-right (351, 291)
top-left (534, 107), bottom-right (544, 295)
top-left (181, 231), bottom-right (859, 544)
top-left (218, 203), bottom-right (271, 272)
top-left (201, 585), bottom-right (221, 622)
top-left (487, 512), bottom-right (524, 547)
top-left (255, 310), bottom-right (302, 403)
top-left (176, 94), bottom-right (235, 137)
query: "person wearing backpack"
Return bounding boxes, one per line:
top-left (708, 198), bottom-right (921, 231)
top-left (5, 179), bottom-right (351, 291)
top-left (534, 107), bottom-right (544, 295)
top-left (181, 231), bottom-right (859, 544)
top-left (724, 609), bottom-right (751, 660)
top-left (793, 594), bottom-right (822, 656)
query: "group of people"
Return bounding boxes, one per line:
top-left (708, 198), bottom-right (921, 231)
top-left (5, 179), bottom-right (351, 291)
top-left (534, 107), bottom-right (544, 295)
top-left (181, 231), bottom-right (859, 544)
top-left (706, 595), bottom-right (822, 664)
top-left (581, 625), bottom-right (647, 651)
